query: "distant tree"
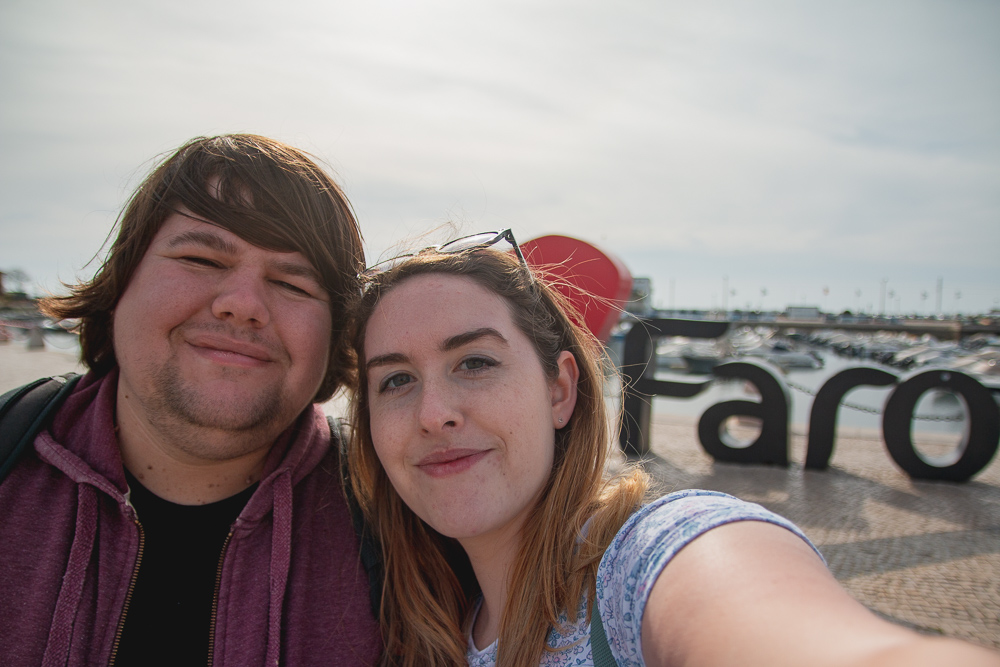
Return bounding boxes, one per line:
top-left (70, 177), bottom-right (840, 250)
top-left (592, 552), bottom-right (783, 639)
top-left (2, 268), bottom-right (29, 294)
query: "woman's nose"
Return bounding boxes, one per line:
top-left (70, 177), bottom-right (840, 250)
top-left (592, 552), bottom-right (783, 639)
top-left (417, 379), bottom-right (463, 435)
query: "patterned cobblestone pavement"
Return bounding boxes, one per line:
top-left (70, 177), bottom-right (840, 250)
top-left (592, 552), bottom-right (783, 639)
top-left (640, 414), bottom-right (1000, 650)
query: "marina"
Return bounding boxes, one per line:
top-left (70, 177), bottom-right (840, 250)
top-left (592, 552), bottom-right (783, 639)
top-left (607, 316), bottom-right (1000, 441)
top-left (646, 334), bottom-right (998, 432)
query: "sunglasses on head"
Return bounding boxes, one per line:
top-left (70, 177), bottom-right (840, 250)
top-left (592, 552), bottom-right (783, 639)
top-left (362, 229), bottom-right (530, 279)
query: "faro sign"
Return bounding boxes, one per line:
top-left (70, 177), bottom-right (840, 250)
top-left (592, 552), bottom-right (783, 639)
top-left (619, 318), bottom-right (1000, 483)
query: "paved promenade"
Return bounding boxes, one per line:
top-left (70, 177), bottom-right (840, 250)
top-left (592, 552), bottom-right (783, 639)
top-left (641, 413), bottom-right (1000, 650)
top-left (2, 339), bottom-right (998, 649)
top-left (0, 337), bottom-right (86, 390)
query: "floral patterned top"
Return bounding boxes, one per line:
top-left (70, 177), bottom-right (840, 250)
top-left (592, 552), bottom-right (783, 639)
top-left (466, 490), bottom-right (822, 666)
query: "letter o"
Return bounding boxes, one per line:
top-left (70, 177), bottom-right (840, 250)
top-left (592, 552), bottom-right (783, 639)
top-left (882, 370), bottom-right (999, 482)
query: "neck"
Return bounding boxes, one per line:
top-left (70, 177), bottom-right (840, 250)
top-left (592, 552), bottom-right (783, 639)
top-left (115, 387), bottom-right (278, 505)
top-left (461, 524), bottom-right (524, 651)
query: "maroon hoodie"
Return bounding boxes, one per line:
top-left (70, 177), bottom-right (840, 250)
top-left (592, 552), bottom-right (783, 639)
top-left (0, 370), bottom-right (382, 666)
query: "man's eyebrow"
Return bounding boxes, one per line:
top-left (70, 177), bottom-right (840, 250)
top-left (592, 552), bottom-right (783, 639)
top-left (366, 352), bottom-right (409, 371)
top-left (272, 259), bottom-right (322, 283)
top-left (166, 230), bottom-right (238, 255)
top-left (441, 328), bottom-right (509, 352)
top-left (167, 230), bottom-right (321, 283)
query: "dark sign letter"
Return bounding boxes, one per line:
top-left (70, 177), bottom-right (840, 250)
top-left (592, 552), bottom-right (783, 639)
top-left (619, 318), bottom-right (729, 456)
top-left (697, 360), bottom-right (790, 466)
top-left (882, 370), bottom-right (1000, 482)
top-left (805, 367), bottom-right (898, 470)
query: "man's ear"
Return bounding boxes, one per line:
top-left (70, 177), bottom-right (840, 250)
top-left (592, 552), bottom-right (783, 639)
top-left (550, 350), bottom-right (580, 429)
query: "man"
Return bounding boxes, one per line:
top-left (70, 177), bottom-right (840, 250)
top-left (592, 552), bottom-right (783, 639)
top-left (0, 135), bottom-right (382, 665)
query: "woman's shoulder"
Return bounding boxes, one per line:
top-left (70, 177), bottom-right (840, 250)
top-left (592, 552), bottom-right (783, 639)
top-left (603, 489), bottom-right (818, 575)
top-left (594, 490), bottom-right (820, 664)
top-left (615, 489), bottom-right (798, 544)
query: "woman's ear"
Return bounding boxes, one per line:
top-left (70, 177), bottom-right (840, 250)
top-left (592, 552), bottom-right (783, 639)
top-left (550, 350), bottom-right (580, 429)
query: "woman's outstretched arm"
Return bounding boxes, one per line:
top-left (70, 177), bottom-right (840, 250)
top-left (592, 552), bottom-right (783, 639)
top-left (641, 520), bottom-right (1000, 667)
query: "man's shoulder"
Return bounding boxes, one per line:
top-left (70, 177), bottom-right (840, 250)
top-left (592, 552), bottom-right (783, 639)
top-left (0, 373), bottom-right (83, 483)
top-left (279, 414), bottom-right (349, 511)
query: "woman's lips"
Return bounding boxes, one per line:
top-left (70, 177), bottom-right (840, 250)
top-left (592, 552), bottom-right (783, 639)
top-left (417, 449), bottom-right (490, 478)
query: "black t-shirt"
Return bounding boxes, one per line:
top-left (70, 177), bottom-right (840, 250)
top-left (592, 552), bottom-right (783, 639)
top-left (114, 469), bottom-right (256, 667)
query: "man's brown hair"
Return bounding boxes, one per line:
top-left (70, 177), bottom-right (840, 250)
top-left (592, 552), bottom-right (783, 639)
top-left (41, 134), bottom-right (364, 402)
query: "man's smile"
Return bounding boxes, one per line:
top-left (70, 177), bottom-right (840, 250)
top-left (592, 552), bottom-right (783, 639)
top-left (185, 331), bottom-right (277, 366)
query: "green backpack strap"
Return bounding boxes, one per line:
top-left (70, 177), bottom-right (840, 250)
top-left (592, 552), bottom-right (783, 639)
top-left (0, 373), bottom-right (82, 484)
top-left (590, 593), bottom-right (618, 667)
top-left (329, 416), bottom-right (385, 620)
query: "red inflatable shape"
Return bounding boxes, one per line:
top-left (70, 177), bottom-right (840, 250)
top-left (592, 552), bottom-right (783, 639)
top-left (519, 235), bottom-right (632, 344)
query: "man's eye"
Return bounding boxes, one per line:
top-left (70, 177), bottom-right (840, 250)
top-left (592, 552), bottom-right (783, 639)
top-left (182, 256), bottom-right (221, 267)
top-left (275, 280), bottom-right (311, 296)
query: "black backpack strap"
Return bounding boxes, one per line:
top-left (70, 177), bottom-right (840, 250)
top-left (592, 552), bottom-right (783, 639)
top-left (0, 373), bottom-right (82, 484)
top-left (328, 415), bottom-right (385, 621)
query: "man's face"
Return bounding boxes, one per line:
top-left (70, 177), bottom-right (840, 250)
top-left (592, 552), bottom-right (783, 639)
top-left (112, 211), bottom-right (333, 461)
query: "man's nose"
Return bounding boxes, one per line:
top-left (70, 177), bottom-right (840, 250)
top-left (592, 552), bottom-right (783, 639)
top-left (211, 269), bottom-right (270, 326)
top-left (417, 379), bottom-right (463, 435)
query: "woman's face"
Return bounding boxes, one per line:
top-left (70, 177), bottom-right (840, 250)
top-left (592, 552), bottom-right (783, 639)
top-left (364, 273), bottom-right (577, 548)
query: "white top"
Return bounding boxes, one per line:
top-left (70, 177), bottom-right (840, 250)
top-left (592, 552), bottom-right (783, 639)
top-left (466, 489), bottom-right (822, 666)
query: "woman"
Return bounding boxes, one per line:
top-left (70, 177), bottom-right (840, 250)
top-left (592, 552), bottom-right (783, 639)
top-left (347, 231), bottom-right (998, 667)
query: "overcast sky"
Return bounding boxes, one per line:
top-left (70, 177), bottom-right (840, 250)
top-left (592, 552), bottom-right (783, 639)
top-left (1, 0), bottom-right (997, 314)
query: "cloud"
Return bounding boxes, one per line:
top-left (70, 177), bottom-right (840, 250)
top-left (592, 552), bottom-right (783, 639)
top-left (1, 0), bottom-right (997, 311)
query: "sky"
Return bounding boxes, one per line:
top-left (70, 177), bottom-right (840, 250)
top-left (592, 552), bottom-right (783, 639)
top-left (1, 0), bottom-right (998, 315)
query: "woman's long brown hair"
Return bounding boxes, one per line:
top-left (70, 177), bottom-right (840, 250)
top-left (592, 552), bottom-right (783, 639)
top-left (348, 248), bottom-right (650, 666)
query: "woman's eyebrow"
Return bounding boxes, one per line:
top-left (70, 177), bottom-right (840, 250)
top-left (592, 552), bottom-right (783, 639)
top-left (366, 328), bottom-right (508, 372)
top-left (366, 352), bottom-right (409, 371)
top-left (441, 328), bottom-right (508, 352)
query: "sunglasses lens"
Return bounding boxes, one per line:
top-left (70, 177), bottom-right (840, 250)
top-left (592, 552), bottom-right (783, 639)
top-left (362, 230), bottom-right (529, 283)
top-left (438, 232), bottom-right (502, 254)
top-left (362, 254), bottom-right (410, 278)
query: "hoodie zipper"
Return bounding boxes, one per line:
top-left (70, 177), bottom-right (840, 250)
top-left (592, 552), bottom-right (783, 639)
top-left (107, 519), bottom-right (145, 667)
top-left (206, 531), bottom-right (234, 667)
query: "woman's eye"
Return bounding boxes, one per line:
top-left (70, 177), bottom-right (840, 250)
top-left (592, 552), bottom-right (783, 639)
top-left (459, 357), bottom-right (497, 373)
top-left (380, 372), bottom-right (414, 392)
